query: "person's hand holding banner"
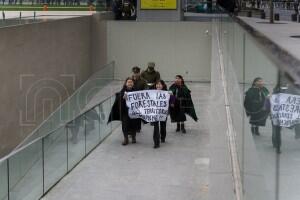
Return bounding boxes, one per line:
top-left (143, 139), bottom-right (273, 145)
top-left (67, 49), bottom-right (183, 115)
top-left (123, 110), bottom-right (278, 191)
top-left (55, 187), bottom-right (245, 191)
top-left (126, 90), bottom-right (170, 122)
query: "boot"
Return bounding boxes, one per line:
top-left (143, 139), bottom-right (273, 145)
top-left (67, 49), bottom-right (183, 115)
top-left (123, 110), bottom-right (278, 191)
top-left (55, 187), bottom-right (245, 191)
top-left (181, 123), bottom-right (186, 134)
top-left (122, 135), bottom-right (129, 145)
top-left (176, 123), bottom-right (180, 132)
top-left (132, 133), bottom-right (136, 144)
top-left (254, 127), bottom-right (260, 136)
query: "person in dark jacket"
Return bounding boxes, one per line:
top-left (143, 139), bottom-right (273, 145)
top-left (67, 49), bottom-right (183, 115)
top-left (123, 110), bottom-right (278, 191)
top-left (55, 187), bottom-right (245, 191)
top-left (271, 82), bottom-right (300, 153)
top-left (112, 0), bottom-right (122, 20)
top-left (244, 77), bottom-right (270, 136)
top-left (108, 77), bottom-right (138, 145)
top-left (169, 75), bottom-right (198, 133)
top-left (217, 0), bottom-right (235, 12)
top-left (152, 80), bottom-right (170, 148)
top-left (132, 66), bottom-right (147, 91)
top-left (141, 62), bottom-right (161, 89)
top-left (132, 66), bottom-right (146, 133)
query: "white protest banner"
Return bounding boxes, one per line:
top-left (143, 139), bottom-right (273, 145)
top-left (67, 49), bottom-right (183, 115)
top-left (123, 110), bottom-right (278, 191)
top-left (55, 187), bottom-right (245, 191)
top-left (270, 93), bottom-right (300, 127)
top-left (126, 90), bottom-right (170, 122)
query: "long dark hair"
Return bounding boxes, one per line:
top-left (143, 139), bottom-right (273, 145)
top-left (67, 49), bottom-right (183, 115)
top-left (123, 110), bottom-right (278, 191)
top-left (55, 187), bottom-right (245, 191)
top-left (175, 75), bottom-right (185, 85)
top-left (123, 77), bottom-right (134, 90)
top-left (252, 77), bottom-right (263, 87)
top-left (156, 79), bottom-right (167, 91)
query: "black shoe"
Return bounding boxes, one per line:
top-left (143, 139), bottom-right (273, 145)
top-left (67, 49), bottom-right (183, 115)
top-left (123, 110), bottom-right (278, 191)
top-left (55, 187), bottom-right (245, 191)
top-left (251, 127), bottom-right (255, 134)
top-left (161, 139), bottom-right (165, 143)
top-left (181, 123), bottom-right (186, 134)
top-left (276, 148), bottom-right (281, 154)
top-left (176, 123), bottom-right (180, 132)
top-left (132, 138), bottom-right (136, 143)
top-left (153, 144), bottom-right (160, 149)
top-left (122, 136), bottom-right (129, 145)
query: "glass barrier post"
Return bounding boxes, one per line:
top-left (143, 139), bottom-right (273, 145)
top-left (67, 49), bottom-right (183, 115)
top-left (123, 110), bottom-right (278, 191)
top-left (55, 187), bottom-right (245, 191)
top-left (42, 137), bottom-right (45, 195)
top-left (66, 127), bottom-right (69, 173)
top-left (98, 105), bottom-right (102, 142)
top-left (7, 160), bottom-right (10, 200)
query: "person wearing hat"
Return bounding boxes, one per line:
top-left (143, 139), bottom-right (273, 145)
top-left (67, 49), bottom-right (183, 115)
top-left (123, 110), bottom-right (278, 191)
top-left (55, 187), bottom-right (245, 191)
top-left (132, 66), bottom-right (146, 133)
top-left (141, 62), bottom-right (161, 89)
top-left (132, 66), bottom-right (147, 91)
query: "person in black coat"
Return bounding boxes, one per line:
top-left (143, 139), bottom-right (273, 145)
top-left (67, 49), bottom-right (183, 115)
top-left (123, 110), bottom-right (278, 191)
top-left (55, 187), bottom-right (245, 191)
top-left (169, 75), bottom-right (198, 133)
top-left (108, 77), bottom-right (139, 145)
top-left (244, 77), bottom-right (270, 135)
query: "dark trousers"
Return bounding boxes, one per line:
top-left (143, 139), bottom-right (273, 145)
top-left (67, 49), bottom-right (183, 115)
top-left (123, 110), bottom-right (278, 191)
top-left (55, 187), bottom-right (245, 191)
top-left (272, 125), bottom-right (281, 153)
top-left (295, 124), bottom-right (300, 138)
top-left (121, 115), bottom-right (136, 138)
top-left (153, 121), bottom-right (166, 146)
top-left (137, 119), bottom-right (141, 131)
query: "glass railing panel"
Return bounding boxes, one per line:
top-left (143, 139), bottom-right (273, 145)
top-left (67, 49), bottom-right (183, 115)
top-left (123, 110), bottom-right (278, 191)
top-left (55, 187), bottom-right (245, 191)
top-left (43, 126), bottom-right (67, 192)
top-left (66, 115), bottom-right (86, 171)
top-left (8, 140), bottom-right (43, 200)
top-left (230, 22), bottom-right (246, 184)
top-left (85, 107), bottom-right (101, 153)
top-left (216, 11), bottom-right (281, 199)
top-left (100, 98), bottom-right (113, 139)
top-left (0, 160), bottom-right (8, 200)
top-left (109, 95), bottom-right (121, 131)
top-left (18, 62), bottom-right (115, 148)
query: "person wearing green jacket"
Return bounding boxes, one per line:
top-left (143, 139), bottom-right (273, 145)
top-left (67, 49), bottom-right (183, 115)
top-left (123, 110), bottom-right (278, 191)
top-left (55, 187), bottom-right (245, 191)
top-left (141, 62), bottom-right (160, 89)
top-left (169, 75), bottom-right (198, 133)
top-left (244, 77), bottom-right (270, 135)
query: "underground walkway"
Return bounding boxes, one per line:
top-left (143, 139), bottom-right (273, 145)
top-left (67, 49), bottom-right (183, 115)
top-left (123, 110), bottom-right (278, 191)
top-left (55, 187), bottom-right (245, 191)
top-left (41, 83), bottom-right (210, 200)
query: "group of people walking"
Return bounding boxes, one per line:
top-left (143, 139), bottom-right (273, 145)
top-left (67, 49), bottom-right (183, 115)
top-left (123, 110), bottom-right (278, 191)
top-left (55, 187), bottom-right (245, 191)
top-left (108, 62), bottom-right (198, 149)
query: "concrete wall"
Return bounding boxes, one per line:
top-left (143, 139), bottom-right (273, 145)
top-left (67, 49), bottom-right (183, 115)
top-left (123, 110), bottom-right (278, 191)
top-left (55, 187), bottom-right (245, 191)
top-left (107, 21), bottom-right (212, 82)
top-left (91, 12), bottom-right (114, 73)
top-left (0, 16), bottom-right (92, 157)
top-left (137, 0), bottom-right (183, 21)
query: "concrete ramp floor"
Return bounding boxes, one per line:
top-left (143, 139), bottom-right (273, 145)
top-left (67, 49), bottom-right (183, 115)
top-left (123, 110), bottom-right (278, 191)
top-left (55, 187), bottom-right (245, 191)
top-left (42, 83), bottom-right (210, 200)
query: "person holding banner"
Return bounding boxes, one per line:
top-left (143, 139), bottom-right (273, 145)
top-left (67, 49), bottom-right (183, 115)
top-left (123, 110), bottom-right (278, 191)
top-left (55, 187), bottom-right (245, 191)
top-left (132, 66), bottom-right (147, 133)
top-left (271, 83), bottom-right (300, 153)
top-left (108, 77), bottom-right (138, 145)
top-left (169, 75), bottom-right (198, 133)
top-left (244, 77), bottom-right (270, 136)
top-left (152, 80), bottom-right (170, 148)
